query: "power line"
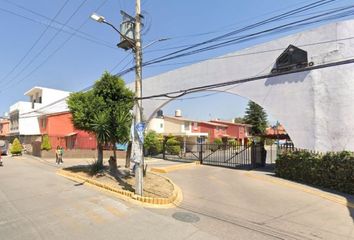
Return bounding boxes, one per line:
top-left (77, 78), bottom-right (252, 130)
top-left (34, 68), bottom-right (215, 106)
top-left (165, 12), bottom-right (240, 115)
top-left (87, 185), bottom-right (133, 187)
top-left (0, 6), bottom-right (118, 51)
top-left (138, 57), bottom-right (354, 100)
top-left (1, 0), bottom-right (89, 90)
top-left (0, 0), bottom-right (114, 47)
top-left (144, 4), bottom-right (353, 67)
top-left (143, 0), bottom-right (338, 66)
top-left (0, 0), bottom-right (70, 84)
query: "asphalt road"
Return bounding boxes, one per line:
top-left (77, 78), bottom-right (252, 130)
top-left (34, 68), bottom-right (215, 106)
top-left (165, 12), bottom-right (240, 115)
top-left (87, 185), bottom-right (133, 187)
top-left (0, 155), bottom-right (353, 240)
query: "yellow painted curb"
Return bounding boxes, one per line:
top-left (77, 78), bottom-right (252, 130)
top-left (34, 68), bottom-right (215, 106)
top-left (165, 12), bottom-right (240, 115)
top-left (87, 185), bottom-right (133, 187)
top-left (150, 161), bottom-right (200, 173)
top-left (244, 172), bottom-right (354, 209)
top-left (57, 169), bottom-right (182, 208)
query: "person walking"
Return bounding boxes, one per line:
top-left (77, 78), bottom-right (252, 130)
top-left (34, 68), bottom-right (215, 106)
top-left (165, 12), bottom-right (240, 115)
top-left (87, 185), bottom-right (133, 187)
top-left (55, 146), bottom-right (60, 164)
top-left (59, 146), bottom-right (64, 164)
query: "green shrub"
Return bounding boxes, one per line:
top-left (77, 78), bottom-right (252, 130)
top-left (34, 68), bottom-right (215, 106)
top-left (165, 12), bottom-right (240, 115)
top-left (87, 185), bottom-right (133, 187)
top-left (213, 138), bottom-right (222, 145)
top-left (144, 131), bottom-right (163, 156)
top-left (275, 150), bottom-right (354, 194)
top-left (41, 135), bottom-right (52, 151)
top-left (166, 137), bottom-right (181, 155)
top-left (10, 138), bottom-right (23, 155)
top-left (228, 139), bottom-right (237, 146)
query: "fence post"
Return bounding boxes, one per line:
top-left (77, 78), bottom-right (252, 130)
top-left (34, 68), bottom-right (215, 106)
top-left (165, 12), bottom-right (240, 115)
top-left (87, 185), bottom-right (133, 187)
top-left (199, 143), bottom-right (203, 164)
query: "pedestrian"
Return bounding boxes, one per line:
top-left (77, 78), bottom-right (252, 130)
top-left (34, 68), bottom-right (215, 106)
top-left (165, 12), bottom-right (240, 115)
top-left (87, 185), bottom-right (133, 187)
top-left (59, 146), bottom-right (64, 164)
top-left (55, 146), bottom-right (60, 164)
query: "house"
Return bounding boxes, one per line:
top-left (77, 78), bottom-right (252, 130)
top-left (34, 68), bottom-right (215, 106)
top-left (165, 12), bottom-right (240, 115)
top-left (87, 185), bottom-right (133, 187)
top-left (148, 111), bottom-right (208, 144)
top-left (147, 110), bottom-right (252, 144)
top-left (210, 119), bottom-right (252, 144)
top-left (8, 87), bottom-right (71, 143)
top-left (0, 117), bottom-right (10, 138)
top-left (39, 112), bottom-right (96, 150)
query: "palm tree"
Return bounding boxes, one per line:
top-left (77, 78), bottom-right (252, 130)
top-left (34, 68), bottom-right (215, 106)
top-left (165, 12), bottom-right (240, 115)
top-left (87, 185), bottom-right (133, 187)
top-left (90, 111), bottom-right (111, 167)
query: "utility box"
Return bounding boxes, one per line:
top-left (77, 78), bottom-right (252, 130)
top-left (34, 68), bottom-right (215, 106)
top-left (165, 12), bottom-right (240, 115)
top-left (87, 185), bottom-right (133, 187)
top-left (117, 11), bottom-right (135, 50)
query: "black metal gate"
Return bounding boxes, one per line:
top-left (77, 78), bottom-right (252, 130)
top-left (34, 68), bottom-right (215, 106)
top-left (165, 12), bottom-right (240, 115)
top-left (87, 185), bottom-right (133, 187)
top-left (149, 142), bottom-right (266, 169)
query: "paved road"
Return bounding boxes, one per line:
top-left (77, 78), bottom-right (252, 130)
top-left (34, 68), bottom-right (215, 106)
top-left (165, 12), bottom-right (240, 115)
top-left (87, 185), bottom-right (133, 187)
top-left (0, 155), bottom-right (353, 240)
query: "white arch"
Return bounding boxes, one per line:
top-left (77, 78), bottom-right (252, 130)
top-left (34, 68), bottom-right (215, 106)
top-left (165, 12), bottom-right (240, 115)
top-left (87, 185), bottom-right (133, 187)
top-left (128, 20), bottom-right (354, 152)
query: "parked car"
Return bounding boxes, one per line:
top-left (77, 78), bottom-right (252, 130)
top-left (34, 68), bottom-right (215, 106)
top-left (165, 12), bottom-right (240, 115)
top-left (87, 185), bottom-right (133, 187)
top-left (0, 140), bottom-right (9, 155)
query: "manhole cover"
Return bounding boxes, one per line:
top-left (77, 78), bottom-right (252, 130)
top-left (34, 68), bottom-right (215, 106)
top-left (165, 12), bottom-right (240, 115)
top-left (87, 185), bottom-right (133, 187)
top-left (172, 212), bottom-right (200, 223)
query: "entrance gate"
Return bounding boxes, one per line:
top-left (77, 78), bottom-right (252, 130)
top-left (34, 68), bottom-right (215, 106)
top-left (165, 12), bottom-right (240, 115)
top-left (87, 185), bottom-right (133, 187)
top-left (150, 142), bottom-right (266, 169)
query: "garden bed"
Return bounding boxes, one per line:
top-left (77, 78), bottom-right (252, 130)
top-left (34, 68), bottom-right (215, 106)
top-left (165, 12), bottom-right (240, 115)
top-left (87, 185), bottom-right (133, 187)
top-left (62, 165), bottom-right (174, 198)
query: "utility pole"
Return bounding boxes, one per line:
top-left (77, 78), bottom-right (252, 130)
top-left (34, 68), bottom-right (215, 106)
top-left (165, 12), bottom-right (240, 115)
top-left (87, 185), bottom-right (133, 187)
top-left (134, 0), bottom-right (144, 196)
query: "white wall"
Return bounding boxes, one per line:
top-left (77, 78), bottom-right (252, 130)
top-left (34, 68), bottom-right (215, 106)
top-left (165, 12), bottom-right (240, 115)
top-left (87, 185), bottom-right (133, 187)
top-left (148, 118), bottom-right (164, 134)
top-left (129, 20), bottom-right (354, 152)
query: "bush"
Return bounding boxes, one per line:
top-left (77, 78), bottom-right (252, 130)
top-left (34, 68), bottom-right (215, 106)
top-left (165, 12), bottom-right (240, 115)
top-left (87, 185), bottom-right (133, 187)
top-left (213, 138), bottom-right (223, 145)
top-left (275, 150), bottom-right (354, 194)
top-left (166, 137), bottom-right (181, 155)
top-left (41, 135), bottom-right (52, 151)
top-left (144, 131), bottom-right (163, 156)
top-left (228, 139), bottom-right (237, 146)
top-left (10, 138), bottom-right (23, 155)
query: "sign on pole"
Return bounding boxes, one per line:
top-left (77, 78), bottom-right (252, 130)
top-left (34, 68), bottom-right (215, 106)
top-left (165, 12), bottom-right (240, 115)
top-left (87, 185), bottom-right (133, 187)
top-left (135, 122), bottom-right (145, 144)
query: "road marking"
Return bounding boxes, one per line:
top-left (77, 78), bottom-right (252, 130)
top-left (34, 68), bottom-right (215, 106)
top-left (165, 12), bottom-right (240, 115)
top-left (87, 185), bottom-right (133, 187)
top-left (244, 172), bottom-right (354, 209)
top-left (151, 162), bottom-right (199, 173)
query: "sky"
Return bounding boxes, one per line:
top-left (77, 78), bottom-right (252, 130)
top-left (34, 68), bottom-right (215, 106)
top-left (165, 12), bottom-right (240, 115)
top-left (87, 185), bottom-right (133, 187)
top-left (0, 0), bottom-right (353, 124)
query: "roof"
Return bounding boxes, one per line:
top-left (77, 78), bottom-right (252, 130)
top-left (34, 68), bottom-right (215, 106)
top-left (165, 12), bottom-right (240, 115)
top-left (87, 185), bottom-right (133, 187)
top-left (199, 121), bottom-right (228, 127)
top-left (65, 132), bottom-right (78, 137)
top-left (24, 86), bottom-right (71, 96)
top-left (164, 115), bottom-right (199, 123)
top-left (266, 125), bottom-right (287, 135)
top-left (210, 120), bottom-right (252, 127)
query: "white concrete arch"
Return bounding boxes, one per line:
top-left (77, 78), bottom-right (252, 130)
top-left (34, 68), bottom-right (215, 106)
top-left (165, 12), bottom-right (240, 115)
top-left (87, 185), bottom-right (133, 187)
top-left (128, 20), bottom-right (354, 152)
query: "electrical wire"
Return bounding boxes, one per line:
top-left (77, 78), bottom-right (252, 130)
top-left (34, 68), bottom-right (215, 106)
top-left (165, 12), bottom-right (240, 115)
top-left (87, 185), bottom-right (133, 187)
top-left (1, 0), bottom-right (89, 90)
top-left (138, 57), bottom-right (354, 100)
top-left (114, 4), bottom-right (354, 77)
top-left (0, 0), bottom-right (114, 47)
top-left (0, 0), bottom-right (110, 94)
top-left (0, 0), bottom-right (70, 84)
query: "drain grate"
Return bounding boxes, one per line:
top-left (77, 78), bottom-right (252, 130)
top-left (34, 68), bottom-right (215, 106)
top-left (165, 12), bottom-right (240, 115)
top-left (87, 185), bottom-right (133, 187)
top-left (172, 212), bottom-right (200, 223)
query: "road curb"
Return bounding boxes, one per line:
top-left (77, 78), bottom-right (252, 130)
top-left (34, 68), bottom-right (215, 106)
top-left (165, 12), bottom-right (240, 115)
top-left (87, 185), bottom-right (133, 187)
top-left (57, 169), bottom-right (182, 208)
top-left (150, 161), bottom-right (200, 173)
top-left (245, 172), bottom-right (354, 209)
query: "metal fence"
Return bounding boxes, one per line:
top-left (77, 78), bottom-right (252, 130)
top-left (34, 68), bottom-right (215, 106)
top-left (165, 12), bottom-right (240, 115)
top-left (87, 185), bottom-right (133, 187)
top-left (148, 142), bottom-right (294, 169)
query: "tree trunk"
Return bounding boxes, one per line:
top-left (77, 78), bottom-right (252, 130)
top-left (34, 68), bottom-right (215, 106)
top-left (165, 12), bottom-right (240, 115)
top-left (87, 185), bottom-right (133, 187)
top-left (97, 143), bottom-right (103, 166)
top-left (109, 143), bottom-right (117, 173)
top-left (125, 141), bottom-right (132, 168)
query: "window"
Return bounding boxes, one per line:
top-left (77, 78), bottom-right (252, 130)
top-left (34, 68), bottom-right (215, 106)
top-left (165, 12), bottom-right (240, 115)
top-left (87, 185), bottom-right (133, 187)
top-left (184, 122), bottom-right (190, 131)
top-left (41, 118), bottom-right (47, 129)
top-left (160, 123), bottom-right (163, 129)
top-left (193, 122), bottom-right (198, 129)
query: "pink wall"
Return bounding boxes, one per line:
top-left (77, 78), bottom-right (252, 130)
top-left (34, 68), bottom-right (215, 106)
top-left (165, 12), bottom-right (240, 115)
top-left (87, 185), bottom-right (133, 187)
top-left (40, 112), bottom-right (96, 149)
top-left (0, 120), bottom-right (9, 136)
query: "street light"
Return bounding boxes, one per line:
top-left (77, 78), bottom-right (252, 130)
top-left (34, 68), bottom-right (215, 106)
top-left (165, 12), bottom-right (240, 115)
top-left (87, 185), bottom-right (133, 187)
top-left (90, 10), bottom-right (169, 196)
top-left (90, 13), bottom-right (105, 23)
top-left (90, 13), bottom-right (135, 50)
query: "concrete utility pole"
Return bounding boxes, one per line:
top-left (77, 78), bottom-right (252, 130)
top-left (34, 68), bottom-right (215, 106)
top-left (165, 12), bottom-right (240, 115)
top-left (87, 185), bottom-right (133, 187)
top-left (134, 0), bottom-right (144, 196)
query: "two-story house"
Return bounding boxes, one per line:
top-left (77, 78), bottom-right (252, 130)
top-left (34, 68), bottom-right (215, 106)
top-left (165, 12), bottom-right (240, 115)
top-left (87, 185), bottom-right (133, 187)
top-left (210, 120), bottom-right (252, 145)
top-left (148, 110), bottom-right (251, 144)
top-left (0, 117), bottom-right (10, 139)
top-left (8, 86), bottom-right (70, 143)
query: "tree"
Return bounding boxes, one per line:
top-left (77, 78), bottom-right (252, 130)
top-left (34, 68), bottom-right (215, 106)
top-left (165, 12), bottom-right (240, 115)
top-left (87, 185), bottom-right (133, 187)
top-left (67, 72), bottom-right (134, 168)
top-left (144, 131), bottom-right (163, 156)
top-left (244, 101), bottom-right (268, 135)
top-left (10, 138), bottom-right (22, 155)
top-left (233, 117), bottom-right (245, 124)
top-left (41, 135), bottom-right (52, 151)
